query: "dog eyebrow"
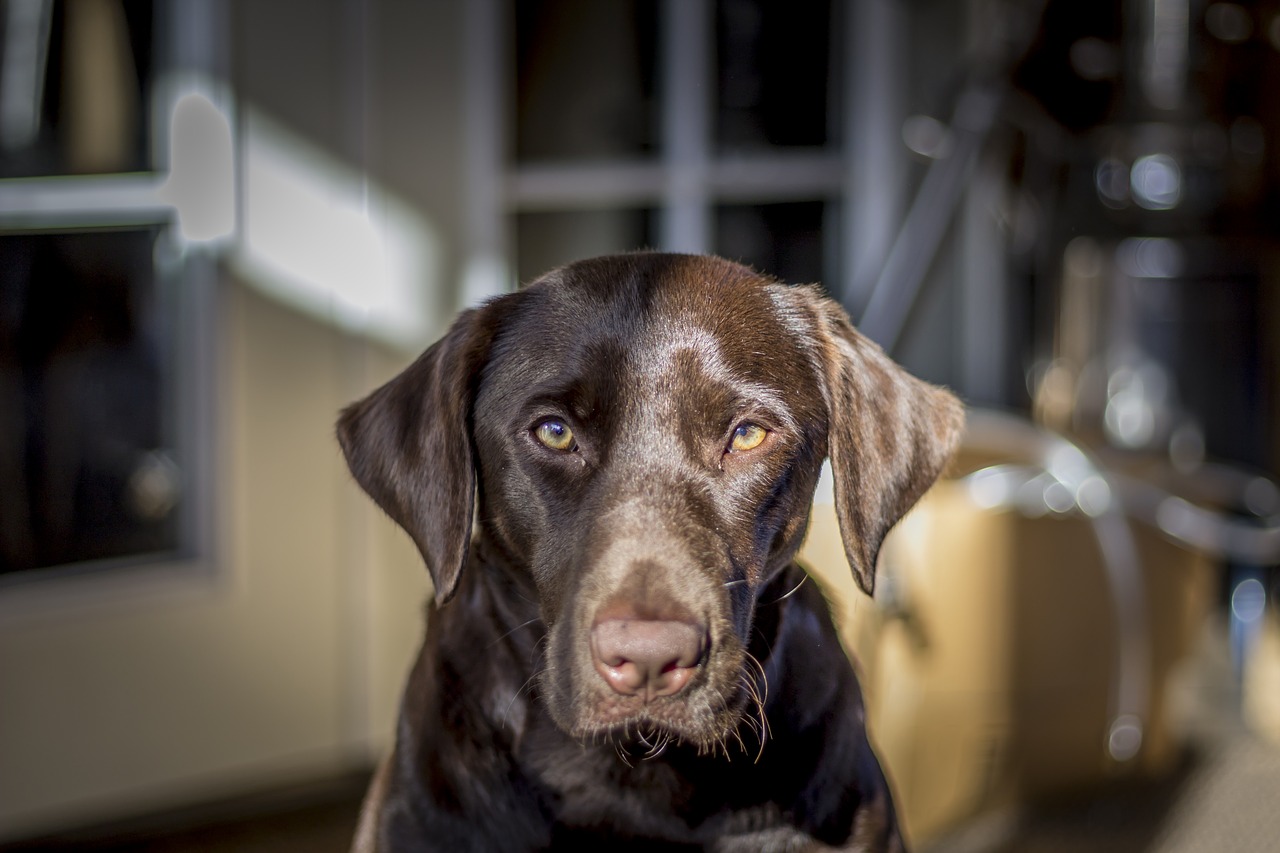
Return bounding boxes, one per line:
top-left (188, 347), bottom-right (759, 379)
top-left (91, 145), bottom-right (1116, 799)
top-left (667, 341), bottom-right (802, 436)
top-left (519, 384), bottom-right (600, 424)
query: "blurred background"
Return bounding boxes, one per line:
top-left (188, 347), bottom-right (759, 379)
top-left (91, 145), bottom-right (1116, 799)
top-left (1, 0), bottom-right (1279, 850)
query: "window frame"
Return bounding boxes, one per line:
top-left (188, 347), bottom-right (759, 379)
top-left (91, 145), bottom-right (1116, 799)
top-left (0, 0), bottom-right (226, 604)
top-left (462, 0), bottom-right (906, 310)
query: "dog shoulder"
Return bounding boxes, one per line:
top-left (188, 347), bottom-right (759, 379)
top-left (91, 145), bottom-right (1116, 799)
top-left (755, 569), bottom-right (904, 850)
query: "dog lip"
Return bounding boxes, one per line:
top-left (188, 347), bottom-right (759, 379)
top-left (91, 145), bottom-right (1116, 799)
top-left (567, 676), bottom-right (755, 755)
top-left (576, 696), bottom-right (725, 743)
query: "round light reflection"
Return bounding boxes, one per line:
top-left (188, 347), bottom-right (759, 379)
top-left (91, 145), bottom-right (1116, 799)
top-left (1231, 578), bottom-right (1267, 624)
top-left (1130, 154), bottom-right (1182, 210)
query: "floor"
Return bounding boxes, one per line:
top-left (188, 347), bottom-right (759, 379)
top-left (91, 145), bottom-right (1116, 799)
top-left (0, 775), bottom-right (368, 853)
top-left (928, 730), bottom-right (1280, 853)
top-left (929, 617), bottom-right (1280, 852)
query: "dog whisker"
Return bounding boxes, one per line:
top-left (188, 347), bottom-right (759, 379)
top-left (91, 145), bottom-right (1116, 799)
top-left (529, 634), bottom-right (550, 667)
top-left (753, 700), bottom-right (771, 763)
top-left (728, 728), bottom-right (746, 759)
top-left (744, 650), bottom-right (770, 707)
top-left (762, 572), bottom-right (808, 605)
top-left (642, 731), bottom-right (672, 760)
top-left (734, 656), bottom-right (772, 763)
top-left (500, 669), bottom-right (546, 729)
top-left (488, 617), bottom-right (541, 648)
top-left (732, 706), bottom-right (747, 753)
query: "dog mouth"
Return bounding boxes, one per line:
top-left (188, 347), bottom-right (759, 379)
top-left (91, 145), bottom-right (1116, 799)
top-left (572, 699), bottom-right (744, 758)
top-left (561, 656), bottom-right (771, 759)
top-left (590, 718), bottom-right (697, 763)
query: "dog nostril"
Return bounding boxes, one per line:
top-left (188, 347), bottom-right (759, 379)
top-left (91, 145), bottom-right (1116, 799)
top-left (590, 619), bottom-right (706, 702)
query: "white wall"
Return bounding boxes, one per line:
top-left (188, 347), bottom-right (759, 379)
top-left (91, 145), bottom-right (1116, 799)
top-left (0, 0), bottom-right (472, 835)
top-left (0, 282), bottom-right (432, 840)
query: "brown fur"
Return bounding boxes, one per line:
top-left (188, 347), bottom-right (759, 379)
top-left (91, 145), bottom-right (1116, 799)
top-left (338, 253), bottom-right (963, 851)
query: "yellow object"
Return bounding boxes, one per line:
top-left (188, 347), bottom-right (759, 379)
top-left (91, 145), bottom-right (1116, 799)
top-left (800, 457), bottom-right (1212, 846)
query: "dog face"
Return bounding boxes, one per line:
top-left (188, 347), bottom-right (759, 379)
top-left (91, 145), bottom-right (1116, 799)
top-left (338, 253), bottom-right (962, 752)
top-left (470, 255), bottom-right (831, 749)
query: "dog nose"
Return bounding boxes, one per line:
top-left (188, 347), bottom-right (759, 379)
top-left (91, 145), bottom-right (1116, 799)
top-left (590, 618), bottom-right (707, 701)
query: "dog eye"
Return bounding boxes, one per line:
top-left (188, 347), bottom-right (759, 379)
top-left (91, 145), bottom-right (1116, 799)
top-left (534, 419), bottom-right (576, 451)
top-left (728, 423), bottom-right (767, 453)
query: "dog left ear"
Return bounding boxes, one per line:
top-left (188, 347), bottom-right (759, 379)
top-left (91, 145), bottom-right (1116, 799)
top-left (336, 300), bottom-right (509, 605)
top-left (811, 293), bottom-right (965, 596)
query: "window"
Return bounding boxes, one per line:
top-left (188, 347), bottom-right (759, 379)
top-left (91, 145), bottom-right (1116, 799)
top-left (503, 0), bottom-right (851, 290)
top-left (0, 0), bottom-right (153, 179)
top-left (0, 0), bottom-right (220, 580)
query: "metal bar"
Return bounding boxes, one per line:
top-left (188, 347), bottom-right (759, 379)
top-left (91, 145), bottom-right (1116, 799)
top-left (843, 0), bottom-right (906, 313)
top-left (338, 0), bottom-right (374, 767)
top-left (509, 161), bottom-right (668, 210)
top-left (857, 84), bottom-right (1002, 353)
top-left (960, 156), bottom-right (1008, 403)
top-left (708, 151), bottom-right (845, 200)
top-left (0, 174), bottom-right (171, 227)
top-left (0, 0), bottom-right (54, 151)
top-left (461, 0), bottom-right (509, 305)
top-left (509, 151), bottom-right (846, 211)
top-left (660, 0), bottom-right (710, 253)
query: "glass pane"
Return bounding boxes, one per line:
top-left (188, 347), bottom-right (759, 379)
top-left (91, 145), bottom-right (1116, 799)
top-left (715, 0), bottom-right (837, 152)
top-left (0, 228), bottom-right (185, 575)
top-left (714, 200), bottom-right (833, 286)
top-left (515, 208), bottom-right (657, 284)
top-left (0, 0), bottom-right (155, 178)
top-left (515, 0), bottom-right (660, 161)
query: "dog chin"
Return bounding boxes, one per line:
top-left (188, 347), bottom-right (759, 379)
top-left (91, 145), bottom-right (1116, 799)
top-left (566, 690), bottom-right (752, 755)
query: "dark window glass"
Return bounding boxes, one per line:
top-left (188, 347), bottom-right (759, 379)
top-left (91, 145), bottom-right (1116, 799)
top-left (0, 228), bottom-right (185, 575)
top-left (714, 0), bottom-right (837, 152)
top-left (714, 200), bottom-right (832, 286)
top-left (515, 0), bottom-right (660, 161)
top-left (0, 0), bottom-right (155, 178)
top-left (515, 208), bottom-right (658, 284)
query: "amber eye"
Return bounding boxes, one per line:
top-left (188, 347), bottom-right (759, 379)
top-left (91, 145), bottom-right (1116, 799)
top-left (729, 423), bottom-right (767, 453)
top-left (534, 419), bottom-right (576, 451)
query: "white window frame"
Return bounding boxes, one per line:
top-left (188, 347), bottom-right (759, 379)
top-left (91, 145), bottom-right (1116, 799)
top-left (460, 0), bottom-right (908, 313)
top-left (0, 0), bottom-right (226, 605)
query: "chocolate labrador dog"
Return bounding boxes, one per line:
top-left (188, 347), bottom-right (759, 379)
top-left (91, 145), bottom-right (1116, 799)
top-left (338, 253), bottom-right (962, 852)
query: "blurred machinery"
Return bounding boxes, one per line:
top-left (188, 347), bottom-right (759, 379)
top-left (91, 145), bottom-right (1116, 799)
top-left (1010, 0), bottom-right (1280, 716)
top-left (808, 0), bottom-right (1280, 845)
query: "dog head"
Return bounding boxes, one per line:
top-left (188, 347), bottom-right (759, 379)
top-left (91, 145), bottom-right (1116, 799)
top-left (338, 253), bottom-right (962, 751)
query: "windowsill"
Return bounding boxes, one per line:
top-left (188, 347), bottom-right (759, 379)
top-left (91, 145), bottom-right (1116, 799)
top-left (0, 551), bottom-right (222, 627)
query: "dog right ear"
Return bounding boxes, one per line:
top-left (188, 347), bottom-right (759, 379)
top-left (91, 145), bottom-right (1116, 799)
top-left (336, 302), bottom-right (506, 605)
top-left (808, 292), bottom-right (965, 598)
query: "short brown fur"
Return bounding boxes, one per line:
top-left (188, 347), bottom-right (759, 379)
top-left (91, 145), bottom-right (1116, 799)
top-left (337, 253), bottom-right (963, 851)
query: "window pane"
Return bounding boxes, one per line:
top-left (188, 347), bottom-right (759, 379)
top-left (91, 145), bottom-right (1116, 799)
top-left (0, 0), bottom-right (155, 178)
top-left (0, 228), bottom-right (185, 575)
top-left (714, 200), bottom-right (833, 286)
top-left (515, 208), bottom-right (657, 284)
top-left (515, 0), bottom-right (660, 161)
top-left (715, 0), bottom-right (837, 152)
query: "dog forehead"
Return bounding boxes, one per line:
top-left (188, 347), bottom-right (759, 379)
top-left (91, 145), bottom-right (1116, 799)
top-left (511, 254), bottom-right (812, 373)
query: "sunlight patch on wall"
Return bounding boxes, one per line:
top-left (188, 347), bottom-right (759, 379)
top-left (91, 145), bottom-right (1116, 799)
top-left (231, 109), bottom-right (441, 351)
top-left (157, 89), bottom-right (235, 243)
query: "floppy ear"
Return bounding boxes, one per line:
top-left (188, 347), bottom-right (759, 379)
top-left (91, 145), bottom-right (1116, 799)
top-left (813, 294), bottom-right (965, 596)
top-left (336, 302), bottom-right (506, 605)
